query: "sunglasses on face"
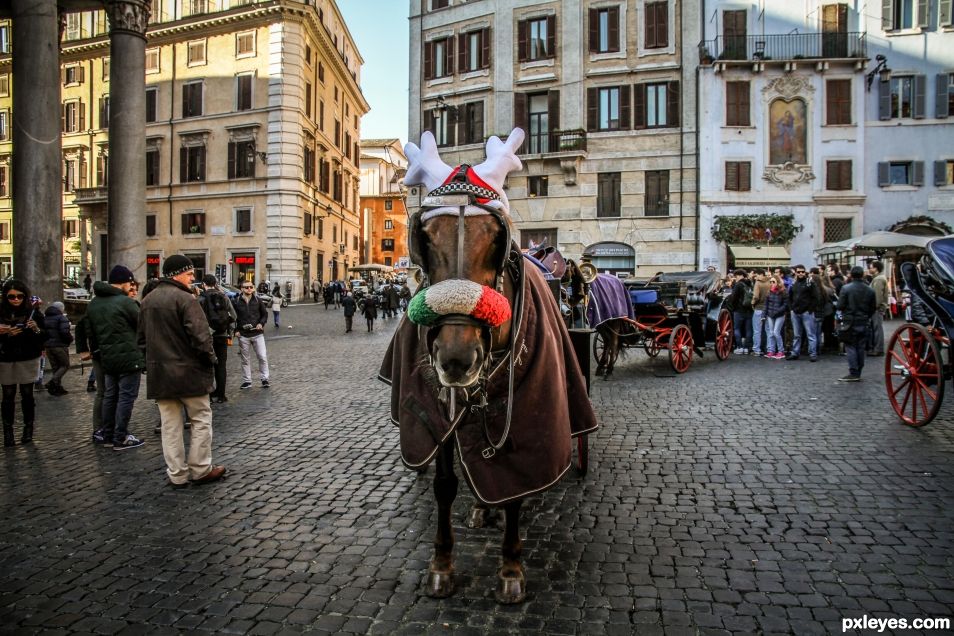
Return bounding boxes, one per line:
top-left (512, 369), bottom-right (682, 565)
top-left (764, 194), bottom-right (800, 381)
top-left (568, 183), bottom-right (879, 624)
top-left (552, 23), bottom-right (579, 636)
top-left (796, 271), bottom-right (806, 275)
top-left (242, 285), bottom-right (254, 289)
top-left (6, 293), bottom-right (24, 300)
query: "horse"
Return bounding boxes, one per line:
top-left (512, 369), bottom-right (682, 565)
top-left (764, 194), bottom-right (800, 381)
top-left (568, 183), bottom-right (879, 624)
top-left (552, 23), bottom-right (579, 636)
top-left (380, 129), bottom-right (598, 604)
top-left (586, 274), bottom-right (635, 378)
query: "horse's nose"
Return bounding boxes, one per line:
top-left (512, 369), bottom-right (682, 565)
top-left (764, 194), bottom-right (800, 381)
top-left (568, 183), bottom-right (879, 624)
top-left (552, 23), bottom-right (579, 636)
top-left (439, 349), bottom-right (478, 380)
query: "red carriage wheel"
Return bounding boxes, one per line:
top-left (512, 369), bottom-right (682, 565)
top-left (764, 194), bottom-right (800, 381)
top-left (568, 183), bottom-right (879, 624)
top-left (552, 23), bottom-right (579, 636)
top-left (644, 337), bottom-right (661, 358)
top-left (592, 330), bottom-right (606, 365)
top-left (885, 323), bottom-right (945, 427)
top-left (668, 324), bottom-right (694, 374)
top-left (715, 308), bottom-right (734, 361)
top-left (575, 435), bottom-right (588, 476)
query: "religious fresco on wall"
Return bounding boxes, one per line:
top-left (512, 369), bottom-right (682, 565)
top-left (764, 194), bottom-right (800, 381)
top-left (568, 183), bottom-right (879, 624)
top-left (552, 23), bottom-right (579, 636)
top-left (768, 98), bottom-right (807, 165)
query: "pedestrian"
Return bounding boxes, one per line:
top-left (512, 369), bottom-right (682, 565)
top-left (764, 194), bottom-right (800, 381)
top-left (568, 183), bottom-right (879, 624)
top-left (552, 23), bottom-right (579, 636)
top-left (728, 269), bottom-right (753, 354)
top-left (138, 254), bottom-right (226, 488)
top-left (750, 269), bottom-right (770, 356)
top-left (232, 280), bottom-right (270, 389)
top-left (787, 264), bottom-right (822, 362)
top-left (0, 280), bottom-right (45, 446)
top-left (818, 268), bottom-right (839, 353)
top-left (270, 289), bottom-right (283, 328)
top-left (763, 275), bottom-right (789, 359)
top-left (334, 280), bottom-right (342, 308)
top-left (83, 273), bottom-right (92, 293)
top-left (258, 279), bottom-right (269, 295)
top-left (87, 265), bottom-right (145, 450)
top-left (867, 261), bottom-right (888, 356)
top-left (199, 274), bottom-right (237, 404)
top-left (383, 282), bottom-right (400, 319)
top-left (398, 283), bottom-right (411, 312)
top-left (311, 278), bottom-right (322, 303)
top-left (42, 301), bottom-right (73, 396)
top-left (837, 265), bottom-right (877, 382)
top-left (323, 284), bottom-right (334, 310)
top-left (362, 292), bottom-right (378, 332)
top-left (342, 291), bottom-right (357, 333)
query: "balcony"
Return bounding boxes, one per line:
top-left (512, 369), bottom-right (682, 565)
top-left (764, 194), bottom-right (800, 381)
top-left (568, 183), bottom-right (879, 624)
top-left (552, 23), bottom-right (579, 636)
top-left (72, 186), bottom-right (107, 205)
top-left (520, 129), bottom-right (587, 158)
top-left (699, 32), bottom-right (867, 65)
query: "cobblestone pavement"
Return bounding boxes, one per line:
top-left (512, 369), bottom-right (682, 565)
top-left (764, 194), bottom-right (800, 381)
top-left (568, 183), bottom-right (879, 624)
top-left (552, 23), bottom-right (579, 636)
top-left (1, 304), bottom-right (953, 635)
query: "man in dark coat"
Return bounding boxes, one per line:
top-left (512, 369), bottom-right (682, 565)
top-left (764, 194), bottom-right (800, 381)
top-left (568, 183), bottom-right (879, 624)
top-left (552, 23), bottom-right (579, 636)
top-left (42, 301), bottom-right (73, 396)
top-left (836, 266), bottom-right (877, 382)
top-left (787, 264), bottom-right (823, 361)
top-left (382, 283), bottom-right (400, 319)
top-left (341, 292), bottom-right (356, 333)
top-left (87, 265), bottom-right (145, 450)
top-left (138, 254), bottom-right (226, 488)
top-left (199, 274), bottom-right (237, 403)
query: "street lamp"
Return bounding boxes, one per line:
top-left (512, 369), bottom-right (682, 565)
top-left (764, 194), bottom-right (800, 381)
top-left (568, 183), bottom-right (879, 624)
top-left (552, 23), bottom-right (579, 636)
top-left (245, 143), bottom-right (268, 164)
top-left (866, 54), bottom-right (891, 92)
top-left (434, 95), bottom-right (458, 120)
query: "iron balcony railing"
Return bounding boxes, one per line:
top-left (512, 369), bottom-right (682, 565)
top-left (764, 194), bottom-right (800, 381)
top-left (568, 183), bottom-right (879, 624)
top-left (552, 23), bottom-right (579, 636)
top-left (699, 32), bottom-right (867, 63)
top-left (523, 129), bottom-right (587, 156)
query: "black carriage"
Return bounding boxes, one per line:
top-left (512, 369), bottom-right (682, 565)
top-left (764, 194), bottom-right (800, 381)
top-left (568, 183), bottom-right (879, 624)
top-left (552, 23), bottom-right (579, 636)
top-left (885, 236), bottom-right (954, 426)
top-left (592, 271), bottom-right (735, 374)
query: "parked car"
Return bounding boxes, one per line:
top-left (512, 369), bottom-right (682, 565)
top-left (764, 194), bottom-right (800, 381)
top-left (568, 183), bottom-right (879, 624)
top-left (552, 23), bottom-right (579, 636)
top-left (350, 279), bottom-right (369, 297)
top-left (63, 278), bottom-right (90, 301)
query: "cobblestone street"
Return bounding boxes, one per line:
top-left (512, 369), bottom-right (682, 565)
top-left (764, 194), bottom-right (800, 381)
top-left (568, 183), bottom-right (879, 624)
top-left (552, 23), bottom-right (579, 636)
top-left (1, 303), bottom-right (953, 635)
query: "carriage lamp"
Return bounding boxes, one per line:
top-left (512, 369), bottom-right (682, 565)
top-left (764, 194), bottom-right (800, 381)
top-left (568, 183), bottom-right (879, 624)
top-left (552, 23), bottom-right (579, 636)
top-left (866, 54), bottom-right (891, 92)
top-left (434, 95), bottom-right (459, 120)
top-left (245, 143), bottom-right (268, 164)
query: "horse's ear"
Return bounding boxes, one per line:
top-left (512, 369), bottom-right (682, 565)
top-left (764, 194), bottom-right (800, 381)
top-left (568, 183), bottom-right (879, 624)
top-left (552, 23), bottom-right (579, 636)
top-left (408, 212), bottom-right (428, 272)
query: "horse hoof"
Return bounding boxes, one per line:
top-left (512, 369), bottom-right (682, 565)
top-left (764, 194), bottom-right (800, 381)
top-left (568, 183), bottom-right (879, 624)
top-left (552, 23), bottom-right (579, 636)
top-left (466, 506), bottom-right (493, 529)
top-left (595, 368), bottom-right (605, 377)
top-left (425, 568), bottom-right (455, 598)
top-left (495, 571), bottom-right (526, 604)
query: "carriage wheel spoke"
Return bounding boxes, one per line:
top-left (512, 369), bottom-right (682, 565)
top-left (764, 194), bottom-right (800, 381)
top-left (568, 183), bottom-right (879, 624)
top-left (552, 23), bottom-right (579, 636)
top-left (891, 377), bottom-right (911, 398)
top-left (899, 381), bottom-right (914, 419)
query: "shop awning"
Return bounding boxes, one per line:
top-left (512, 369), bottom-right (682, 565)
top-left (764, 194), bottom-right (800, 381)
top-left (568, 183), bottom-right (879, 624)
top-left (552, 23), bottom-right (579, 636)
top-left (729, 245), bottom-right (791, 267)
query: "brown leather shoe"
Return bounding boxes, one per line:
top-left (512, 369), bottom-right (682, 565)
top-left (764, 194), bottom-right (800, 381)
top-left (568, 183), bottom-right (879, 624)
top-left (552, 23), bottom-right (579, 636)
top-left (192, 465), bottom-right (227, 485)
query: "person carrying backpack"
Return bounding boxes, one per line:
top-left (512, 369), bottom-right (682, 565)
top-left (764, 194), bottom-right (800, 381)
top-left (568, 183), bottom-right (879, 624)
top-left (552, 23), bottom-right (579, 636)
top-left (728, 269), bottom-right (754, 354)
top-left (199, 275), bottom-right (237, 404)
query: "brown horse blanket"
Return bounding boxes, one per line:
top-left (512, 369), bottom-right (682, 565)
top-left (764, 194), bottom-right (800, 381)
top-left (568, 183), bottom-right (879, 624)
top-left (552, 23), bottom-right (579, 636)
top-left (379, 263), bottom-right (599, 505)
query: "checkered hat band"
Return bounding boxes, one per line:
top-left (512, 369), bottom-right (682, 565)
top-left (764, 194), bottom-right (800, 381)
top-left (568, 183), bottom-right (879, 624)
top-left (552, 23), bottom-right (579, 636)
top-left (427, 182), bottom-right (499, 201)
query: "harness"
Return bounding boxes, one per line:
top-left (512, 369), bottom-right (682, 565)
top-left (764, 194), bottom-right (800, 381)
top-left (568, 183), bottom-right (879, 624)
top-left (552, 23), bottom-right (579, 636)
top-left (407, 164), bottom-right (527, 457)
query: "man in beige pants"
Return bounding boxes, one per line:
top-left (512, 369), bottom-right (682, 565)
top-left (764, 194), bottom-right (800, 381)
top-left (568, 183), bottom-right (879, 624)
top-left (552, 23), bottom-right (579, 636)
top-left (138, 254), bottom-right (227, 488)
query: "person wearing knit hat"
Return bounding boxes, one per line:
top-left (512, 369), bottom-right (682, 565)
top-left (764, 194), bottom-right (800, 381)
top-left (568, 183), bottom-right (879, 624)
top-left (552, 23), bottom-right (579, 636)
top-left (42, 300), bottom-right (73, 397)
top-left (162, 254), bottom-right (194, 278)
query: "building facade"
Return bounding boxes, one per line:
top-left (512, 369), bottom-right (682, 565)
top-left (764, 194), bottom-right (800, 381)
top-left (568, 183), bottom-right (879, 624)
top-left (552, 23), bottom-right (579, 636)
top-left (359, 138), bottom-right (409, 268)
top-left (0, 0), bottom-right (368, 298)
top-left (408, 0), bottom-right (700, 277)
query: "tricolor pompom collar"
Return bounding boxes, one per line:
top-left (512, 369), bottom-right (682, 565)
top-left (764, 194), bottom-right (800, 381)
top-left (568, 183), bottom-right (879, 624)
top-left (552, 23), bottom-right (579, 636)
top-left (407, 279), bottom-right (511, 328)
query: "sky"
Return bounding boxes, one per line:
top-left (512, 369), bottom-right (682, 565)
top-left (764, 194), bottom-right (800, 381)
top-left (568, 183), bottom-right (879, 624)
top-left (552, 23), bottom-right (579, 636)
top-left (337, 0), bottom-right (410, 146)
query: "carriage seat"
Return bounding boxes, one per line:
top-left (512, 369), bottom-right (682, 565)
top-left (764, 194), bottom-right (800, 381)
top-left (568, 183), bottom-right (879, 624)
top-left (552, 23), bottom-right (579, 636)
top-left (630, 289), bottom-right (659, 304)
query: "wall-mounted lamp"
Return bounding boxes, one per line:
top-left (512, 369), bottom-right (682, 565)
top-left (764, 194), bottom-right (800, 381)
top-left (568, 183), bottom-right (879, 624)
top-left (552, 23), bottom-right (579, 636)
top-left (245, 144), bottom-right (268, 165)
top-left (866, 54), bottom-right (891, 92)
top-left (434, 95), bottom-right (459, 120)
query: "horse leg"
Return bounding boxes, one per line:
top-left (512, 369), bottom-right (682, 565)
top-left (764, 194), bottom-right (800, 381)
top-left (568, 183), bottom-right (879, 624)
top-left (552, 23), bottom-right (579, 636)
top-left (466, 502), bottom-right (498, 529)
top-left (426, 444), bottom-right (457, 598)
top-left (495, 500), bottom-right (526, 604)
top-left (605, 331), bottom-right (618, 379)
top-left (595, 329), bottom-right (606, 376)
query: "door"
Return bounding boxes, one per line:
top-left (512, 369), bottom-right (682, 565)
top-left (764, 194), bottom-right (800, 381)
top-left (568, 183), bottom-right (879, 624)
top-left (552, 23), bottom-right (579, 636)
top-left (822, 4), bottom-right (848, 58)
top-left (723, 10), bottom-right (747, 60)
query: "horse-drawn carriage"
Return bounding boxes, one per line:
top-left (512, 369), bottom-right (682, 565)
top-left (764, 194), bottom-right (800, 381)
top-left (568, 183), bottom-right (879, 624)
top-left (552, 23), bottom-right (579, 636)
top-left (884, 236), bottom-right (954, 426)
top-left (589, 271), bottom-right (735, 375)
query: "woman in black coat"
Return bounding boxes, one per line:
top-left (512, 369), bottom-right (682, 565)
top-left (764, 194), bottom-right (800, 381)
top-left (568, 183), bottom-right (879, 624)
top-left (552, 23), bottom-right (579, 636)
top-left (362, 294), bottom-right (378, 333)
top-left (0, 280), bottom-right (46, 446)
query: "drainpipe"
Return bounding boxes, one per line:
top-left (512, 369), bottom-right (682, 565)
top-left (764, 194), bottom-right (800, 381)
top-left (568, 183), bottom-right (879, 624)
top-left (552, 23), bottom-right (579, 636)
top-left (167, 42), bottom-right (175, 239)
top-left (694, 0), bottom-right (705, 270)
top-left (678, 0), bottom-right (684, 243)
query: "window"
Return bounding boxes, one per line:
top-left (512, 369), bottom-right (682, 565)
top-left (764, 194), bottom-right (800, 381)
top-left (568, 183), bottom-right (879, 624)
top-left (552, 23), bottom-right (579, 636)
top-left (62, 100), bottom-right (85, 133)
top-left (334, 85), bottom-right (339, 102)
top-left (181, 212), bottom-right (206, 235)
top-left (725, 81), bottom-right (750, 126)
top-left (63, 64), bottom-right (84, 85)
top-left (97, 153), bottom-right (109, 186)
top-left (384, 200), bottom-right (393, 211)
top-left (318, 62), bottom-right (325, 83)
top-left (645, 170), bottom-right (669, 216)
top-left (823, 218), bottom-right (853, 243)
top-left (146, 149), bottom-right (160, 186)
top-left (180, 145), bottom-right (206, 182)
top-left (319, 100), bottom-right (324, 131)
top-left (235, 31), bottom-right (255, 57)
top-left (883, 0), bottom-right (921, 30)
top-left (424, 37), bottom-right (454, 79)
top-left (304, 44), bottom-right (312, 66)
top-left (319, 158), bottom-right (330, 193)
top-left (427, 109), bottom-right (452, 147)
top-left (103, 58), bottom-right (110, 81)
top-left (381, 239), bottom-right (395, 251)
top-left (64, 219), bottom-right (78, 238)
top-left (587, 86), bottom-right (627, 131)
top-left (99, 95), bottom-right (110, 129)
top-left (182, 82), bottom-right (203, 118)
top-left (304, 146), bottom-right (315, 183)
top-left (228, 140), bottom-right (256, 179)
top-left (145, 87), bottom-right (158, 123)
top-left (235, 208), bottom-right (252, 233)
top-left (940, 73), bottom-right (954, 118)
top-left (0, 111), bottom-right (7, 140)
top-left (187, 39), bottom-right (207, 66)
top-left (645, 1), bottom-right (669, 49)
top-left (880, 75), bottom-right (928, 120)
top-left (723, 9), bottom-right (747, 60)
top-left (826, 79), bottom-right (851, 125)
top-left (528, 175), bottom-right (548, 197)
top-left (431, 0), bottom-right (448, 8)
top-left (890, 76), bottom-right (912, 118)
top-left (935, 160), bottom-right (954, 186)
top-left (317, 218), bottom-right (323, 239)
top-left (63, 159), bottom-right (76, 192)
top-left (146, 215), bottom-right (157, 237)
top-left (0, 165), bottom-right (7, 197)
top-left (0, 222), bottom-right (10, 242)
top-left (236, 75), bottom-right (253, 111)
top-left (0, 74), bottom-right (8, 97)
top-left (145, 48), bottom-right (160, 73)
top-left (589, 6), bottom-right (620, 53)
top-left (826, 160), bottom-right (852, 190)
top-left (384, 218), bottom-right (394, 229)
top-left (384, 257), bottom-right (393, 267)
top-left (459, 29), bottom-right (490, 73)
top-left (724, 161), bottom-right (751, 191)
top-left (635, 82), bottom-right (679, 129)
top-left (333, 163), bottom-right (342, 201)
top-left (597, 172), bottom-right (621, 218)
top-left (305, 81), bottom-right (312, 117)
top-left (187, 0), bottom-right (207, 15)
top-left (456, 101), bottom-right (484, 146)
top-left (519, 16), bottom-right (555, 61)
top-left (878, 160), bottom-right (924, 186)
top-left (0, 26), bottom-right (9, 54)
top-left (304, 212), bottom-right (312, 236)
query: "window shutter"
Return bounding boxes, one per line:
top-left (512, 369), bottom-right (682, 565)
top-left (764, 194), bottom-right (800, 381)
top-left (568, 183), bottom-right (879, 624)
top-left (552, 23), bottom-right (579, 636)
top-left (608, 7), bottom-right (620, 52)
top-left (546, 15), bottom-right (556, 56)
top-left (878, 161), bottom-right (890, 186)
top-left (586, 87), bottom-right (598, 131)
top-left (517, 20), bottom-right (528, 62)
top-left (658, 3), bottom-right (669, 47)
top-left (180, 146), bottom-right (187, 182)
top-left (96, 156), bottom-right (104, 185)
top-left (634, 84), bottom-right (647, 129)
top-left (78, 66), bottom-right (85, 83)
top-left (423, 41), bottom-right (433, 79)
top-left (588, 8), bottom-right (599, 52)
top-left (918, 0), bottom-right (929, 27)
top-left (882, 0), bottom-right (894, 29)
top-left (79, 159), bottom-right (87, 188)
top-left (739, 83), bottom-right (750, 126)
top-left (456, 106), bottom-right (467, 144)
top-left (240, 76), bottom-right (252, 110)
top-left (547, 89), bottom-right (560, 133)
top-left (78, 101), bottom-right (85, 130)
top-left (937, 74), bottom-right (950, 118)
top-left (646, 4), bottom-right (657, 48)
top-left (841, 160), bottom-right (852, 190)
top-left (941, 0), bottom-right (953, 25)
top-left (646, 172), bottom-right (659, 214)
top-left (473, 101), bottom-right (484, 142)
top-left (725, 161), bottom-right (739, 190)
top-left (740, 162), bottom-right (751, 191)
top-left (878, 79), bottom-right (891, 120)
top-left (458, 33), bottom-right (467, 73)
top-left (667, 80), bottom-right (680, 126)
top-left (61, 103), bottom-right (66, 132)
top-left (227, 142), bottom-right (236, 179)
top-left (514, 92), bottom-right (527, 131)
top-left (444, 38), bottom-right (454, 77)
top-left (620, 85), bottom-right (631, 129)
top-left (935, 160), bottom-right (948, 186)
top-left (481, 28), bottom-right (491, 68)
top-left (913, 75), bottom-right (927, 119)
top-left (912, 161), bottom-right (924, 186)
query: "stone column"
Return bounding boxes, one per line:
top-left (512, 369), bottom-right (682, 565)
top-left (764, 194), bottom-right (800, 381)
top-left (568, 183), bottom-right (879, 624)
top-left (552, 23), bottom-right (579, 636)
top-left (11, 0), bottom-right (62, 304)
top-left (106, 0), bottom-right (150, 281)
